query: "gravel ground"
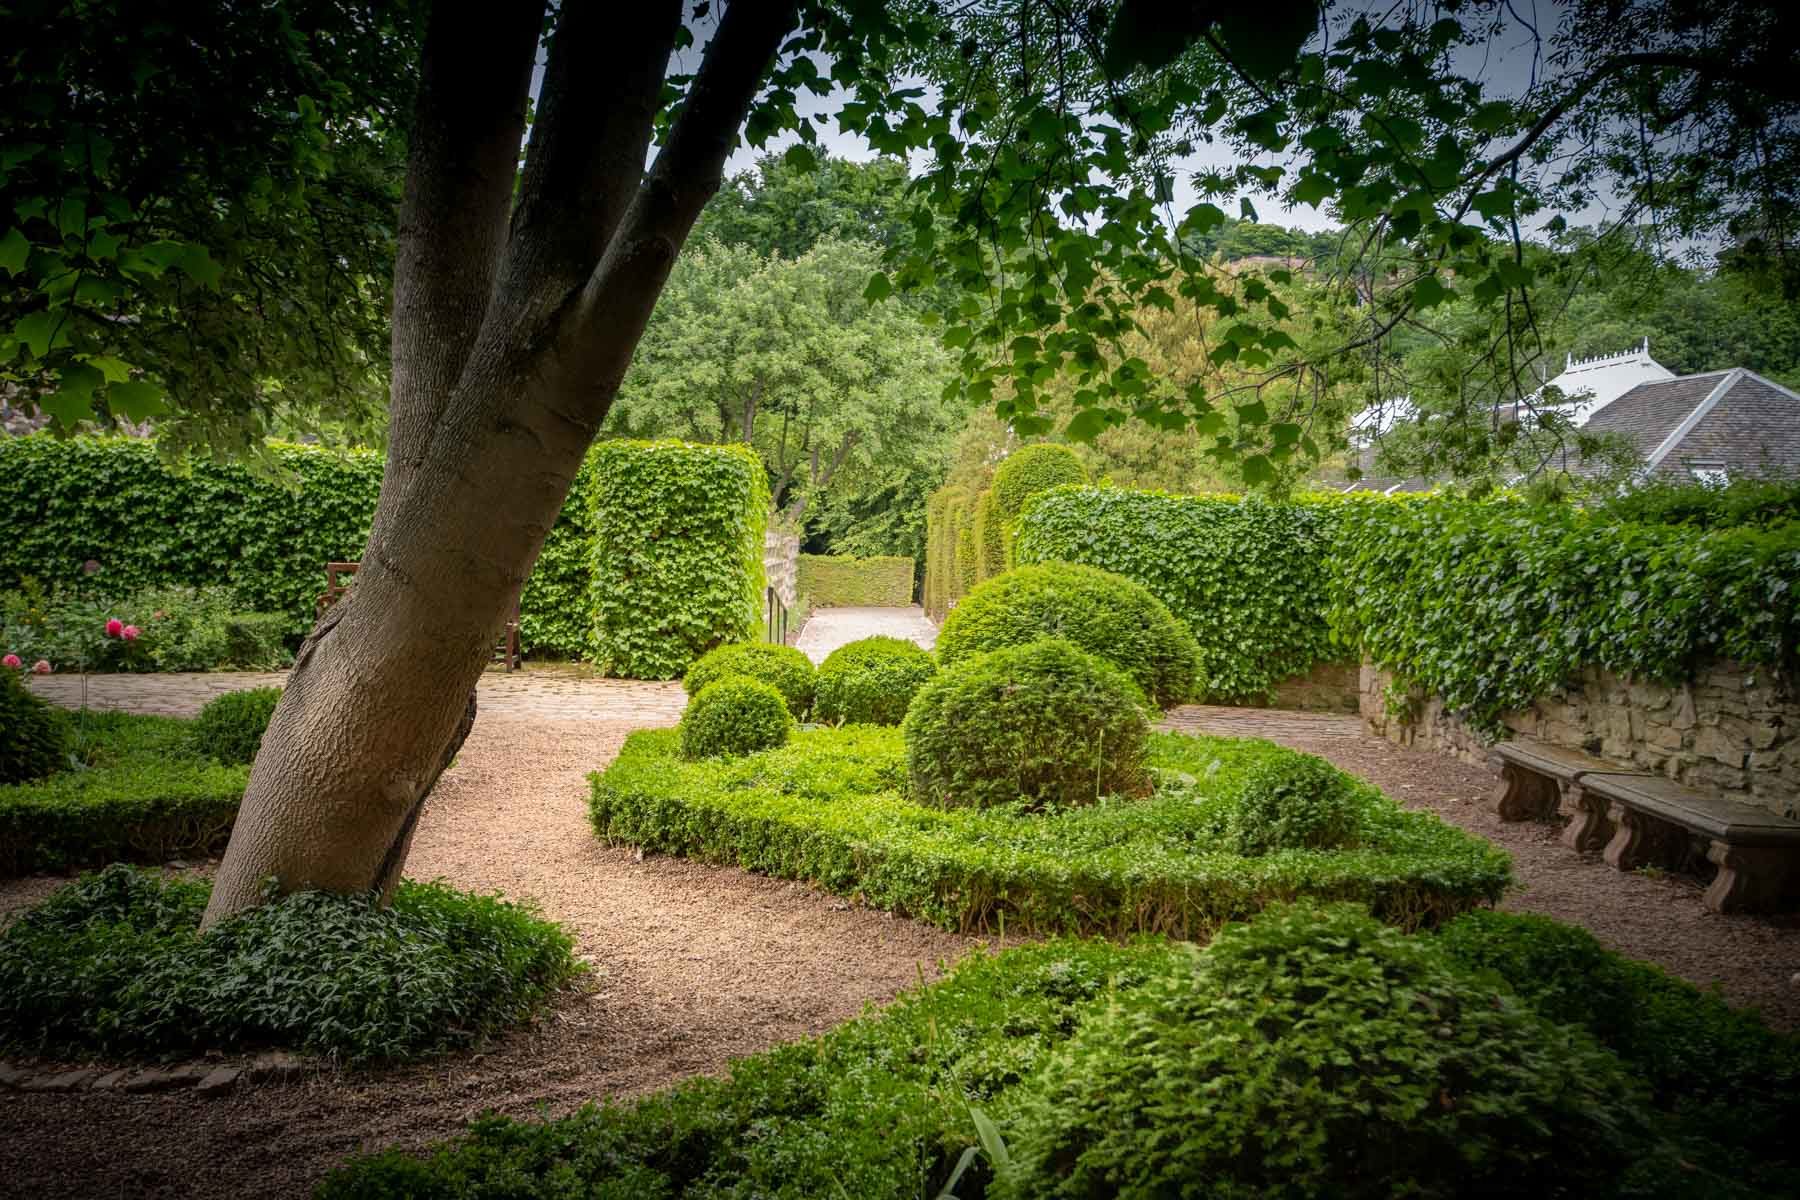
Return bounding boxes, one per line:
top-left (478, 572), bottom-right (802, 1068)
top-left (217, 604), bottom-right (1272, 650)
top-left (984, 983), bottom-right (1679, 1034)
top-left (1, 685), bottom-right (1795, 1199)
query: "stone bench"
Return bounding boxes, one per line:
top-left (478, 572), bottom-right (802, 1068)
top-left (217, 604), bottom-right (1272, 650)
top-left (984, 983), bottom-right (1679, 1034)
top-left (1569, 772), bottom-right (1800, 914)
top-left (1490, 740), bottom-right (1644, 823)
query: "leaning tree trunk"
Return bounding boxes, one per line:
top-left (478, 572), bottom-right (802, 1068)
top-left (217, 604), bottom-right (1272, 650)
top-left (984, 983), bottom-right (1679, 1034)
top-left (201, 0), bottom-right (798, 929)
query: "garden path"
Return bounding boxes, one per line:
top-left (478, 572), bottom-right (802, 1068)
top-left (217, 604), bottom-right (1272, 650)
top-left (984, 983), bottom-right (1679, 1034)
top-left (793, 603), bottom-right (938, 664)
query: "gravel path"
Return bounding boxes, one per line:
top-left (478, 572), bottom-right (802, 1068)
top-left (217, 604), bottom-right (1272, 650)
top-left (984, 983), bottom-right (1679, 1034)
top-left (2, 677), bottom-right (1794, 1199)
top-left (793, 604), bottom-right (938, 663)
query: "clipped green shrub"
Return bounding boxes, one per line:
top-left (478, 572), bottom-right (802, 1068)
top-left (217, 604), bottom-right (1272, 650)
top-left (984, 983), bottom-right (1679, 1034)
top-left (683, 641), bottom-right (815, 716)
top-left (935, 563), bottom-right (1199, 706)
top-left (905, 639), bottom-right (1152, 812)
top-left (586, 440), bottom-right (769, 679)
top-left (593, 727), bottom-right (1510, 937)
top-left (991, 443), bottom-right (1086, 522)
top-left (954, 520), bottom-right (978, 592)
top-left (973, 488), bottom-right (1005, 580)
top-left (997, 904), bottom-right (1647, 1200)
top-left (1014, 487), bottom-right (1343, 702)
top-left (191, 687), bottom-right (283, 765)
top-left (1, 667), bottom-right (67, 785)
top-left (681, 678), bottom-right (793, 759)
top-left (813, 636), bottom-right (937, 725)
top-left (0, 712), bottom-right (247, 876)
top-left (1226, 747), bottom-right (1363, 854)
top-left (796, 554), bottom-right (914, 607)
top-left (0, 864), bottom-right (581, 1062)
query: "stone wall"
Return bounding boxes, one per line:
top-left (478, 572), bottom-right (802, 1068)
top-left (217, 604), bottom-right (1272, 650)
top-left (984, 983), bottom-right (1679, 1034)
top-left (1221, 660), bottom-right (1360, 713)
top-left (1360, 661), bottom-right (1800, 819)
top-left (763, 528), bottom-right (798, 608)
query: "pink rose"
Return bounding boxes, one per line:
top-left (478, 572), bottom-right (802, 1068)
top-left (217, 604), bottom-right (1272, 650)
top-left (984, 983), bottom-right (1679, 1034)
top-left (1, 653), bottom-right (19, 669)
top-left (122, 624), bottom-right (140, 641)
top-left (105, 618), bottom-right (124, 637)
top-left (31, 660), bottom-right (50, 674)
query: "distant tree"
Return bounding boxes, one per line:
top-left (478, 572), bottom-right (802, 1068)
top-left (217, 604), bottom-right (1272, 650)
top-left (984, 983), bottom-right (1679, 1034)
top-left (692, 151), bottom-right (914, 259)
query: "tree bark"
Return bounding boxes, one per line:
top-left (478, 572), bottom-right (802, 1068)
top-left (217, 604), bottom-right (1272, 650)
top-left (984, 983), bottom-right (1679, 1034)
top-left (201, 0), bottom-right (800, 929)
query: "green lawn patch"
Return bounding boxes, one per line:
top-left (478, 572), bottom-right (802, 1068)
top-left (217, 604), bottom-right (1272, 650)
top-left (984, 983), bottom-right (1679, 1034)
top-left (0, 864), bottom-right (582, 1063)
top-left (318, 906), bottom-right (1800, 1199)
top-left (589, 727), bottom-right (1511, 935)
top-left (0, 711), bottom-right (247, 876)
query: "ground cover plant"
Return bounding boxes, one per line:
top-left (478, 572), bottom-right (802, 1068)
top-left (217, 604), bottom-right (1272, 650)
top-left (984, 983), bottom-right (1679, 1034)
top-left (0, 710), bottom-right (247, 876)
top-left (318, 905), bottom-right (1799, 1199)
top-left (934, 563), bottom-right (1200, 707)
top-left (590, 726), bottom-right (1510, 936)
top-left (812, 635), bottom-right (936, 726)
top-left (0, 864), bottom-right (581, 1063)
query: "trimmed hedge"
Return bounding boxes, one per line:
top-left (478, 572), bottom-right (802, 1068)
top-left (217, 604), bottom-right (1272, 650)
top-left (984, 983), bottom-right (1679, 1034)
top-left (585, 440), bottom-right (769, 680)
top-left (0, 864), bottom-right (580, 1063)
top-left (0, 712), bottom-right (247, 876)
top-left (796, 553), bottom-right (914, 608)
top-left (322, 906), bottom-right (1798, 1199)
top-left (992, 444), bottom-right (1087, 523)
top-left (813, 636), bottom-right (937, 725)
top-left (681, 678), bottom-right (793, 759)
top-left (590, 726), bottom-right (1511, 936)
top-left (191, 687), bottom-right (282, 765)
top-left (683, 641), bottom-right (816, 716)
top-left (972, 488), bottom-right (1005, 580)
top-left (935, 563), bottom-right (1200, 707)
top-left (904, 639), bottom-right (1152, 811)
top-left (1013, 486), bottom-right (1343, 703)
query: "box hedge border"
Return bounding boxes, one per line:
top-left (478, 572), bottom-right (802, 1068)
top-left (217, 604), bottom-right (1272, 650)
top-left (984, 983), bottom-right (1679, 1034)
top-left (588, 726), bottom-right (1511, 937)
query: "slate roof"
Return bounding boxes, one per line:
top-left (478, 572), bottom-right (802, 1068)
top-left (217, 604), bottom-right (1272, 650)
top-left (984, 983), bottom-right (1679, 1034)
top-left (1580, 369), bottom-right (1800, 480)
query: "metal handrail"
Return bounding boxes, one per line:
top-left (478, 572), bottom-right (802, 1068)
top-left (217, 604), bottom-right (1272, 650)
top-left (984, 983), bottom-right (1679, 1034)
top-left (765, 586), bottom-right (789, 645)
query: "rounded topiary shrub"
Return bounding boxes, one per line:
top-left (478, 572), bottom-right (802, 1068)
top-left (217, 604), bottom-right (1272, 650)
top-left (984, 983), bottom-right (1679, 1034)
top-left (1226, 747), bottom-right (1365, 854)
top-left (191, 686), bottom-right (282, 765)
top-left (903, 638), bottom-right (1151, 811)
top-left (935, 563), bottom-right (1199, 707)
top-left (0, 666), bottom-right (68, 784)
top-left (681, 678), bottom-right (793, 759)
top-left (992, 443), bottom-right (1087, 522)
top-left (813, 636), bottom-right (937, 726)
top-left (683, 642), bottom-right (816, 718)
top-left (996, 904), bottom-right (1648, 1200)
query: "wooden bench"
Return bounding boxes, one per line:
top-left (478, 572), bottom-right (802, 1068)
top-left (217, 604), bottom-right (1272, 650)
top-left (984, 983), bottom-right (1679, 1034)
top-left (1572, 772), bottom-right (1800, 914)
top-left (1490, 740), bottom-right (1646, 824)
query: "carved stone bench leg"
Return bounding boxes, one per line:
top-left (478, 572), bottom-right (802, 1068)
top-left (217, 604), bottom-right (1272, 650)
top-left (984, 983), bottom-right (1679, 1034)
top-left (1560, 783), bottom-right (1609, 854)
top-left (1603, 802), bottom-right (1658, 871)
top-left (1703, 842), bottom-right (1792, 914)
top-left (1492, 763), bottom-right (1558, 821)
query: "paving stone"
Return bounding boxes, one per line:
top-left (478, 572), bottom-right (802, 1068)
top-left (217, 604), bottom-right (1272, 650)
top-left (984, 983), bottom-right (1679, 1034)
top-left (0, 1062), bottom-right (32, 1089)
top-left (90, 1069), bottom-right (133, 1090)
top-left (196, 1067), bottom-right (241, 1094)
top-left (119, 1065), bottom-right (210, 1093)
top-left (247, 1052), bottom-right (306, 1081)
top-left (22, 1069), bottom-right (101, 1092)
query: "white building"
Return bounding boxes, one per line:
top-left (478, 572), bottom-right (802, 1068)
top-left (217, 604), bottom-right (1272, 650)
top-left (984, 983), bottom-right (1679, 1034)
top-left (1538, 339), bottom-right (1676, 427)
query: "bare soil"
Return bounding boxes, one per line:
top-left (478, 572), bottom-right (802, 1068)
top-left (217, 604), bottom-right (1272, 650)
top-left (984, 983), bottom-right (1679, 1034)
top-left (1, 689), bottom-right (1794, 1200)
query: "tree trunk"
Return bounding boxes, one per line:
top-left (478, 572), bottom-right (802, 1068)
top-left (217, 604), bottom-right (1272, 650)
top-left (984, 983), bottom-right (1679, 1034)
top-left (201, 0), bottom-right (799, 930)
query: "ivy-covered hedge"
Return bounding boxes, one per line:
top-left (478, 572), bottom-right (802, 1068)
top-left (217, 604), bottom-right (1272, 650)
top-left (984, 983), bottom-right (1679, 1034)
top-left (584, 440), bottom-right (769, 680)
top-left (1013, 487), bottom-right (1345, 703)
top-left (0, 711), bottom-right (247, 876)
top-left (590, 726), bottom-right (1510, 936)
top-left (796, 553), bottom-right (914, 608)
top-left (1330, 497), bottom-right (1800, 730)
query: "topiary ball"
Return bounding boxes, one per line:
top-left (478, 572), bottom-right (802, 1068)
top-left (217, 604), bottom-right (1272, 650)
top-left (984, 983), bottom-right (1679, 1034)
top-left (995, 904), bottom-right (1648, 1200)
top-left (813, 636), bottom-right (938, 726)
top-left (681, 678), bottom-right (793, 759)
top-left (191, 687), bottom-right (283, 765)
top-left (0, 667), bottom-right (69, 784)
top-left (902, 638), bottom-right (1151, 811)
top-left (1226, 747), bottom-right (1365, 854)
top-left (935, 563), bottom-right (1199, 707)
top-left (991, 443), bottom-right (1087, 522)
top-left (684, 642), bottom-right (816, 718)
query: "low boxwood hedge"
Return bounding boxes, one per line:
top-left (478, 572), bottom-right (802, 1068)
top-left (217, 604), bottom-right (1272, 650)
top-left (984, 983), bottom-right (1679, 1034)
top-left (589, 726), bottom-right (1511, 936)
top-left (0, 711), bottom-right (247, 876)
top-left (318, 907), bottom-right (1799, 1199)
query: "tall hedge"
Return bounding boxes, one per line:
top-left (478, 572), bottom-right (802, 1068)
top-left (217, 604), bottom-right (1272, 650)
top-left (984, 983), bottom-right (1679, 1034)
top-left (1014, 487), bottom-right (1345, 703)
top-left (973, 488), bottom-right (1005, 580)
top-left (585, 440), bottom-right (769, 680)
top-left (0, 436), bottom-right (381, 639)
top-left (993, 444), bottom-right (1087, 522)
top-left (797, 554), bottom-right (914, 608)
top-left (922, 488), bottom-right (956, 619)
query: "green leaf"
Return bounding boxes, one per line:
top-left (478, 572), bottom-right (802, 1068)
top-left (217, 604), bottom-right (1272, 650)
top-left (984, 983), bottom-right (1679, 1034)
top-left (1065, 407), bottom-right (1112, 442)
top-left (782, 143), bottom-right (818, 173)
top-left (1241, 453), bottom-right (1275, 485)
top-left (13, 309), bottom-right (69, 358)
top-left (1411, 273), bottom-right (1451, 309)
top-left (0, 227), bottom-right (27, 276)
top-left (862, 271), bottom-right (892, 302)
top-left (176, 244), bottom-right (224, 290)
top-left (106, 379), bottom-right (167, 422)
top-left (85, 355), bottom-right (132, 383)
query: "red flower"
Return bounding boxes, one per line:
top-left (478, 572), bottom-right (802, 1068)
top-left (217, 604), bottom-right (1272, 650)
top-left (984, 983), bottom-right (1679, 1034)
top-left (105, 618), bottom-right (124, 638)
top-left (1, 653), bottom-right (19, 669)
top-left (31, 660), bottom-right (51, 675)
top-left (122, 624), bottom-right (140, 641)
